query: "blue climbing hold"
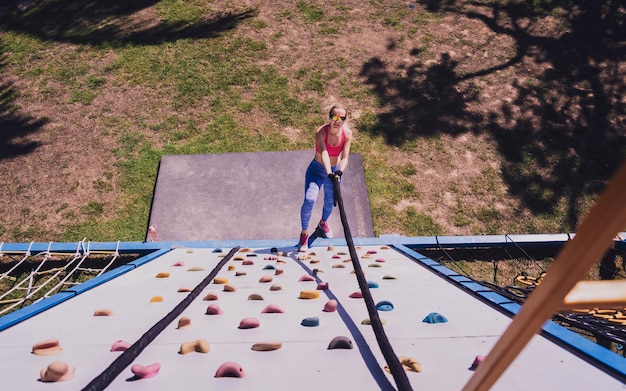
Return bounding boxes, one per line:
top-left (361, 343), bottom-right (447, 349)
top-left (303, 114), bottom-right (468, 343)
top-left (262, 264), bottom-right (276, 270)
top-left (367, 280), bottom-right (379, 288)
top-left (301, 317), bottom-right (320, 327)
top-left (212, 248), bottom-right (223, 253)
top-left (376, 300), bottom-right (394, 311)
top-left (422, 312), bottom-right (448, 323)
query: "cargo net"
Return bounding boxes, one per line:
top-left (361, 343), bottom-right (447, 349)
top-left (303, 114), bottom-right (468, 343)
top-left (420, 235), bottom-right (626, 357)
top-left (0, 240), bottom-right (137, 315)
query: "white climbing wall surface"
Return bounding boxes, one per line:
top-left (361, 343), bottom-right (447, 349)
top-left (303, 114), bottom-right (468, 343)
top-left (0, 245), bottom-right (624, 390)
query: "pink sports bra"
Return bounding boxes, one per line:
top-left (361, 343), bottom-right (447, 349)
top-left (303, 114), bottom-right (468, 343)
top-left (315, 125), bottom-right (345, 157)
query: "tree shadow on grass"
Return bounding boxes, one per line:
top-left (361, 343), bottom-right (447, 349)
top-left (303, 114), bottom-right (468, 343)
top-left (0, 0), bottom-right (256, 46)
top-left (0, 0), bottom-right (256, 161)
top-left (0, 52), bottom-right (48, 160)
top-left (359, 0), bottom-right (626, 229)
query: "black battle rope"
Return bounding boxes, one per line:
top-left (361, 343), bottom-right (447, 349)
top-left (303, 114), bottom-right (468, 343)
top-left (82, 246), bottom-right (240, 391)
top-left (330, 176), bottom-right (413, 391)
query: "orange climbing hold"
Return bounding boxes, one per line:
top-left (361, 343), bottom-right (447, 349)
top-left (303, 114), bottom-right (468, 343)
top-left (40, 361), bottom-right (75, 382)
top-left (32, 339), bottom-right (63, 356)
top-left (177, 316), bottom-right (192, 329)
top-left (259, 275), bottom-right (273, 283)
top-left (203, 292), bottom-right (219, 301)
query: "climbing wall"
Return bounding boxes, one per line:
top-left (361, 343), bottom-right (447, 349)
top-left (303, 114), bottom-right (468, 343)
top-left (0, 245), bottom-right (623, 390)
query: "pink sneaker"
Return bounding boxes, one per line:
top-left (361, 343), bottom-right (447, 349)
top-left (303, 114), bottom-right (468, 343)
top-left (318, 222), bottom-right (333, 238)
top-left (298, 232), bottom-right (308, 251)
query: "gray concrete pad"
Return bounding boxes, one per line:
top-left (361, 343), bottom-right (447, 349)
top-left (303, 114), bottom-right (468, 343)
top-left (147, 151), bottom-right (374, 242)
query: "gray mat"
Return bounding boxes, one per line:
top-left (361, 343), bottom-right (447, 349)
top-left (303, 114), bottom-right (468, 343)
top-left (147, 151), bottom-right (374, 241)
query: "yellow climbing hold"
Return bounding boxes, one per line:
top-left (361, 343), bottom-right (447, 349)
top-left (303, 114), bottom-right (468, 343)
top-left (213, 277), bottom-right (229, 284)
top-left (156, 272), bottom-right (170, 278)
top-left (299, 290), bottom-right (320, 299)
top-left (150, 295), bottom-right (164, 302)
top-left (385, 356), bottom-right (422, 373)
top-left (179, 339), bottom-right (210, 354)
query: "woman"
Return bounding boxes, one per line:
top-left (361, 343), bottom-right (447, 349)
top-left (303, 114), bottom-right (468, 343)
top-left (298, 105), bottom-right (353, 250)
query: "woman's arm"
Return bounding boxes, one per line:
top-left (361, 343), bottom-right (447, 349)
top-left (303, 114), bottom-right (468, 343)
top-left (337, 126), bottom-right (353, 172)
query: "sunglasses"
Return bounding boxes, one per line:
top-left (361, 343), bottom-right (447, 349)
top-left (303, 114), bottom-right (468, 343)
top-left (330, 114), bottom-right (346, 121)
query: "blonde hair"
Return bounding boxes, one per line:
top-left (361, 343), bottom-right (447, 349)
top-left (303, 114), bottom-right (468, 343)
top-left (328, 104), bottom-right (348, 119)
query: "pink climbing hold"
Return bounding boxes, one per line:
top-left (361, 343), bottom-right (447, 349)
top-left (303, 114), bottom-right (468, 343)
top-left (242, 260), bottom-right (254, 265)
top-left (206, 304), bottom-right (224, 315)
top-left (215, 362), bottom-right (245, 378)
top-left (349, 291), bottom-right (363, 298)
top-left (172, 261), bottom-right (185, 266)
top-left (323, 299), bottom-right (338, 312)
top-left (131, 363), bottom-right (161, 379)
top-left (261, 304), bottom-right (285, 313)
top-left (238, 317), bottom-right (260, 329)
top-left (299, 275), bottom-right (315, 282)
top-left (470, 355), bottom-right (486, 370)
top-left (110, 340), bottom-right (131, 352)
top-left (375, 258), bottom-right (386, 263)
top-left (316, 282), bottom-right (329, 290)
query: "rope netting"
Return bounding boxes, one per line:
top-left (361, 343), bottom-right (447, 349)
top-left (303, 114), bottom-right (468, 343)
top-left (426, 234), bottom-right (626, 356)
top-left (0, 239), bottom-right (122, 315)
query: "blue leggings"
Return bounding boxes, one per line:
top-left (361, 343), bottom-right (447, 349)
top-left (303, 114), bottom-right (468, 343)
top-left (300, 159), bottom-right (340, 230)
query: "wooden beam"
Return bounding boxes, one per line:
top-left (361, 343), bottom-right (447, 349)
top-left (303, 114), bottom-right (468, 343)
top-left (463, 161), bottom-right (626, 391)
top-left (561, 280), bottom-right (626, 310)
